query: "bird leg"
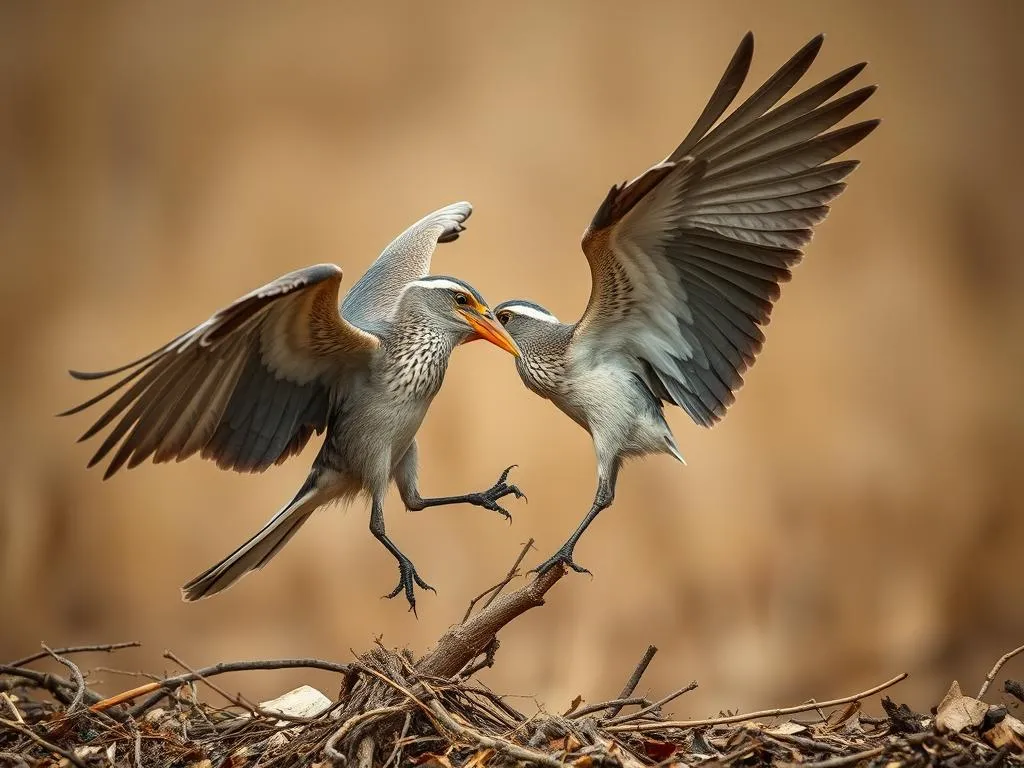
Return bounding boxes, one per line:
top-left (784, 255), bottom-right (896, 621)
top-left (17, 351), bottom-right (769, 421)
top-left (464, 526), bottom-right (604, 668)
top-left (533, 475), bottom-right (614, 577)
top-left (404, 465), bottom-right (526, 522)
top-left (369, 498), bottom-right (434, 615)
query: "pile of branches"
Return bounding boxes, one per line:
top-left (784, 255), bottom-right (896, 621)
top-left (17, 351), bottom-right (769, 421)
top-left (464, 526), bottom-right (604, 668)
top-left (2, 541), bottom-right (1023, 767)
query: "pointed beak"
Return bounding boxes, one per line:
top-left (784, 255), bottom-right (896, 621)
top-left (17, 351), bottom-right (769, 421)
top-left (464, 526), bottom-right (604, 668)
top-left (458, 308), bottom-right (521, 358)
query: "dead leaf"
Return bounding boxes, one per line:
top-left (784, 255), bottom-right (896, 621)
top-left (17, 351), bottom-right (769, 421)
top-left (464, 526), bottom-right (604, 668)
top-left (548, 733), bottom-right (582, 753)
top-left (571, 757), bottom-right (593, 768)
top-left (935, 680), bottom-right (990, 733)
top-left (824, 701), bottom-right (860, 731)
top-left (983, 714), bottom-right (1024, 753)
top-left (765, 721), bottom-right (807, 736)
top-left (563, 694), bottom-right (583, 716)
top-left (640, 737), bottom-right (677, 761)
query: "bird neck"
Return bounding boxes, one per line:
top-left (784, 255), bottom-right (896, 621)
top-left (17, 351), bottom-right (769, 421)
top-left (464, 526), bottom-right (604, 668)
top-left (382, 317), bottom-right (460, 400)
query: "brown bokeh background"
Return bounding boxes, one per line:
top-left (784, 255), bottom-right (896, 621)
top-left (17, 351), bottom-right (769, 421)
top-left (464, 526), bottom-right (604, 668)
top-left (2, 2), bottom-right (1022, 716)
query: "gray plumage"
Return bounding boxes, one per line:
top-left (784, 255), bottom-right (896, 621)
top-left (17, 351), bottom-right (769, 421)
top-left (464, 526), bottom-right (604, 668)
top-left (493, 33), bottom-right (878, 575)
top-left (61, 202), bottom-right (524, 612)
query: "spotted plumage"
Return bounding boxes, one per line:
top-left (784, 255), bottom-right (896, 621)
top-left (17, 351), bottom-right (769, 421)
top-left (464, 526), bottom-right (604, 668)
top-left (495, 32), bottom-right (878, 575)
top-left (61, 202), bottom-right (525, 613)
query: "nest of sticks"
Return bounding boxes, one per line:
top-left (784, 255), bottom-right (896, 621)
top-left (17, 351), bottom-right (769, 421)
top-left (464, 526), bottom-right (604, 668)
top-left (3, 541), bottom-right (1023, 768)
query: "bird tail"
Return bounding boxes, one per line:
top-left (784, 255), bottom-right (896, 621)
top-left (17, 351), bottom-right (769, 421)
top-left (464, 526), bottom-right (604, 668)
top-left (664, 434), bottom-right (687, 465)
top-left (181, 478), bottom-right (323, 601)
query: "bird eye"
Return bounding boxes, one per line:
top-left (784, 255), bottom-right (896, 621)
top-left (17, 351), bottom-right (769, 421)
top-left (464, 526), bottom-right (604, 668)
top-left (497, 311), bottom-right (511, 325)
top-left (454, 293), bottom-right (469, 305)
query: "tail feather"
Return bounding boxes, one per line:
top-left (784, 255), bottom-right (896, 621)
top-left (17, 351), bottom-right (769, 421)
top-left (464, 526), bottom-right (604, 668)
top-left (665, 434), bottom-right (687, 465)
top-left (181, 482), bottom-right (321, 601)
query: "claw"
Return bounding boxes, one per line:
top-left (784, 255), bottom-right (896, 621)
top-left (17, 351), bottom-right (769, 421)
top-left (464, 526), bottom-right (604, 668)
top-left (383, 557), bottom-right (435, 616)
top-left (531, 545), bottom-right (592, 578)
top-left (472, 466), bottom-right (526, 521)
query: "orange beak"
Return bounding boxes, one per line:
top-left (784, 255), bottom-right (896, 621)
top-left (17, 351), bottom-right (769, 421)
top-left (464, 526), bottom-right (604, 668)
top-left (458, 308), bottom-right (521, 358)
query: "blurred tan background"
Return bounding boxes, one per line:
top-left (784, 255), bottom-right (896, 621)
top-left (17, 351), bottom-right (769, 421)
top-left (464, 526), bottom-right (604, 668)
top-left (2, 1), bottom-right (1023, 717)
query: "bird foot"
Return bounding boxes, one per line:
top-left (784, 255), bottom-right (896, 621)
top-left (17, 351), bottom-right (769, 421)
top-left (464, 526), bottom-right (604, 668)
top-left (467, 465), bottom-right (526, 522)
top-left (384, 557), bottom-right (436, 616)
top-left (531, 545), bottom-right (591, 577)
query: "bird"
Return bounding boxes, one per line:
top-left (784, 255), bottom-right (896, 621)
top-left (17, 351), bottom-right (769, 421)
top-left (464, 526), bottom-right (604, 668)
top-left (492, 33), bottom-right (879, 576)
top-left (59, 202), bottom-right (525, 613)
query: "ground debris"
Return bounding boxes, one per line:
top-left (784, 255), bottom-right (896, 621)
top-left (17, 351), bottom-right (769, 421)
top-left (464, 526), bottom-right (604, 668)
top-left (1, 642), bottom-right (1022, 768)
top-left (2, 554), bottom-right (1022, 767)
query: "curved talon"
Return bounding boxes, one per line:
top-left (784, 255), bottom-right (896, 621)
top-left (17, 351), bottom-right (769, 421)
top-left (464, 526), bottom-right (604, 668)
top-left (531, 547), bottom-right (592, 578)
top-left (384, 558), bottom-right (434, 616)
top-left (472, 466), bottom-right (527, 522)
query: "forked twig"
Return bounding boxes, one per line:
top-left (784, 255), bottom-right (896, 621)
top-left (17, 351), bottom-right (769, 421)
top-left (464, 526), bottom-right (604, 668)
top-left (41, 644), bottom-right (87, 716)
top-left (605, 673), bottom-right (908, 733)
top-left (978, 643), bottom-right (1024, 699)
top-left (606, 645), bottom-right (657, 718)
top-left (605, 680), bottom-right (698, 725)
top-left (461, 539), bottom-right (535, 623)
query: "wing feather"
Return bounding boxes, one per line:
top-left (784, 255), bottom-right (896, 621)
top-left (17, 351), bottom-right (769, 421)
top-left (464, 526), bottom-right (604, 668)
top-left (573, 33), bottom-right (876, 426)
top-left (62, 264), bottom-right (377, 477)
top-left (341, 202), bottom-right (472, 329)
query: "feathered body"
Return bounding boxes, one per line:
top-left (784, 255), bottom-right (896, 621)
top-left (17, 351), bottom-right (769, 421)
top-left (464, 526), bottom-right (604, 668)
top-left (62, 204), bottom-right (524, 612)
top-left (494, 33), bottom-right (878, 574)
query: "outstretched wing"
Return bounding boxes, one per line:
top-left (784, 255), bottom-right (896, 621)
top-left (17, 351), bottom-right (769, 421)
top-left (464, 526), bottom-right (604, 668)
top-left (341, 202), bottom-right (472, 329)
top-left (60, 264), bottom-right (379, 478)
top-left (573, 33), bottom-right (878, 427)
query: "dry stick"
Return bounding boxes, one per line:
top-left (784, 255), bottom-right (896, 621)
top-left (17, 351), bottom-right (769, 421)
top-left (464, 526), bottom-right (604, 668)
top-left (978, 643), bottom-right (1024, 699)
top-left (0, 665), bottom-right (105, 709)
top-left (605, 673), bottom-right (908, 733)
top-left (0, 693), bottom-right (24, 725)
top-left (604, 680), bottom-right (699, 726)
top-left (461, 538), bottom-right (535, 623)
top-left (570, 697), bottom-right (653, 719)
top-left (606, 645), bottom-right (658, 719)
top-left (89, 658), bottom-right (351, 716)
top-left (7, 642), bottom-right (141, 669)
top-left (418, 563), bottom-right (567, 679)
top-left (800, 731), bottom-right (934, 768)
top-left (419, 682), bottom-right (563, 768)
top-left (41, 644), bottom-right (86, 715)
top-left (0, 716), bottom-right (88, 768)
top-left (324, 706), bottom-right (406, 765)
top-left (381, 711), bottom-right (412, 768)
top-left (163, 651), bottom-right (239, 712)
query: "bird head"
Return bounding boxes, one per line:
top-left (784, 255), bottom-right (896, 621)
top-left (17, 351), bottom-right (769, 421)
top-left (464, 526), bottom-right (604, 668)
top-left (402, 276), bottom-right (521, 357)
top-left (493, 300), bottom-right (562, 354)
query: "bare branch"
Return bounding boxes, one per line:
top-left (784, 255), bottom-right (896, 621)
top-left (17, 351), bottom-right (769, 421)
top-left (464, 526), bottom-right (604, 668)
top-left (41, 644), bottom-right (86, 715)
top-left (604, 680), bottom-right (698, 725)
top-left (461, 539), bottom-right (535, 623)
top-left (606, 645), bottom-right (657, 718)
top-left (978, 643), bottom-right (1024, 699)
top-left (6, 642), bottom-right (141, 668)
top-left (606, 673), bottom-right (908, 733)
top-left (417, 563), bottom-right (567, 679)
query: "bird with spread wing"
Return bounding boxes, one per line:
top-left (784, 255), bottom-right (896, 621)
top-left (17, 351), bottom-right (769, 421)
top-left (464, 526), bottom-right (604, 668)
top-left (60, 202), bottom-right (525, 613)
top-left (492, 33), bottom-right (879, 576)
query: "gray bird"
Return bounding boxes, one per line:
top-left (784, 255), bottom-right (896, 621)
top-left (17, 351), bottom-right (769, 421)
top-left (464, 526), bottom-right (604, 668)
top-left (60, 202), bottom-right (524, 612)
top-left (493, 33), bottom-right (878, 576)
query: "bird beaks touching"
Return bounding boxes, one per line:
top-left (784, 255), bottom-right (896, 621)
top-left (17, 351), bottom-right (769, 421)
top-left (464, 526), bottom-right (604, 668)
top-left (458, 308), bottom-right (521, 358)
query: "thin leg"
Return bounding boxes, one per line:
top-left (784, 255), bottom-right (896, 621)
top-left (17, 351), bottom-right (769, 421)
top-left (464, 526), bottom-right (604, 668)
top-left (396, 443), bottom-right (525, 521)
top-left (533, 466), bottom-right (618, 577)
top-left (369, 496), bottom-right (434, 615)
